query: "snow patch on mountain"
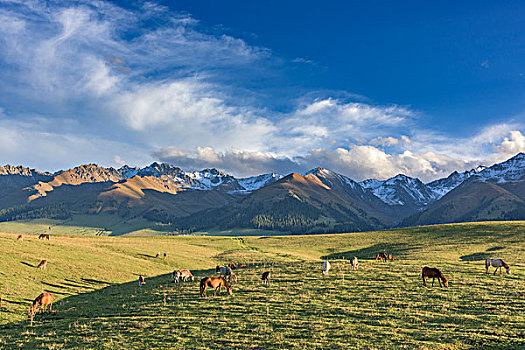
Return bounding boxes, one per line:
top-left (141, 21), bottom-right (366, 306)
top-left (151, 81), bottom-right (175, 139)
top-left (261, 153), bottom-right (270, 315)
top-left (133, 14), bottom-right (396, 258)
top-left (360, 174), bottom-right (435, 206)
top-left (476, 153), bottom-right (525, 183)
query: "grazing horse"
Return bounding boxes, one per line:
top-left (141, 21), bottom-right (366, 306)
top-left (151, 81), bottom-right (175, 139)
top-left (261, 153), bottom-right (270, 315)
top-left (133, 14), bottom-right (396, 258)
top-left (138, 275), bottom-right (145, 287)
top-left (230, 272), bottom-right (238, 283)
top-left (216, 266), bottom-right (233, 280)
top-left (200, 277), bottom-right (232, 297)
top-left (388, 254), bottom-right (394, 261)
top-left (376, 252), bottom-right (387, 262)
top-left (228, 263), bottom-right (237, 270)
top-left (37, 259), bottom-right (48, 270)
top-left (422, 267), bottom-right (448, 287)
top-left (350, 257), bottom-right (358, 271)
top-left (485, 259), bottom-right (510, 275)
top-left (261, 271), bottom-right (271, 285)
top-left (38, 234), bottom-right (50, 240)
top-left (17, 235), bottom-right (23, 241)
top-left (173, 269), bottom-right (194, 283)
top-left (322, 261), bottom-right (331, 276)
top-left (31, 293), bottom-right (53, 315)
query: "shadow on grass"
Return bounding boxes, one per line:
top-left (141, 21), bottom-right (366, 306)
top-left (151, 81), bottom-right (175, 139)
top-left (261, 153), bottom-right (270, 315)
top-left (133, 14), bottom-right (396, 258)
top-left (322, 243), bottom-right (411, 260)
top-left (460, 252), bottom-right (491, 261)
top-left (20, 261), bottom-right (35, 268)
top-left (137, 253), bottom-right (157, 259)
top-left (81, 278), bottom-right (112, 285)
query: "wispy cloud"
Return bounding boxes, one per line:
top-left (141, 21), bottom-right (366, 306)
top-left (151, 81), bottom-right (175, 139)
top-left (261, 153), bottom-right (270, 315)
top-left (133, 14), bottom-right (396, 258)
top-left (0, 0), bottom-right (524, 181)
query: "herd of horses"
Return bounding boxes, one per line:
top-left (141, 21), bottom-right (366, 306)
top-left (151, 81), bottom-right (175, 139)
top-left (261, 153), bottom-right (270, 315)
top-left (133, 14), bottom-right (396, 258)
top-left (19, 233), bottom-right (512, 318)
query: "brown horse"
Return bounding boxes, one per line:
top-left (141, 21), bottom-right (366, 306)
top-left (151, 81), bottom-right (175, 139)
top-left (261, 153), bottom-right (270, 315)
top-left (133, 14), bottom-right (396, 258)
top-left (37, 260), bottom-right (48, 270)
top-left (388, 254), bottom-right (394, 261)
top-left (239, 263), bottom-right (247, 268)
top-left (31, 293), bottom-right (53, 314)
top-left (228, 263), bottom-right (237, 270)
top-left (38, 234), bottom-right (50, 240)
top-left (17, 234), bottom-right (23, 241)
top-left (163, 253), bottom-right (167, 260)
top-left (422, 267), bottom-right (448, 287)
top-left (200, 277), bottom-right (232, 297)
top-left (261, 271), bottom-right (271, 285)
top-left (376, 252), bottom-right (387, 262)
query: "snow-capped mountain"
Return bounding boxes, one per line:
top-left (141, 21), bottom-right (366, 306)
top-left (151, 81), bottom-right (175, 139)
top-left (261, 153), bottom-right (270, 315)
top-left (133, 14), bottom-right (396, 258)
top-left (359, 174), bottom-right (435, 207)
top-left (474, 153), bottom-right (525, 183)
top-left (237, 173), bottom-right (284, 193)
top-left (118, 162), bottom-right (281, 193)
top-left (426, 166), bottom-right (485, 200)
top-left (306, 167), bottom-right (386, 205)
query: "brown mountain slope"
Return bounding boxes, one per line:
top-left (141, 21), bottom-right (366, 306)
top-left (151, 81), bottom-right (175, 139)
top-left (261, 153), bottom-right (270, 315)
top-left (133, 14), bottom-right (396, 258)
top-left (402, 180), bottom-right (525, 226)
top-left (28, 164), bottom-right (123, 201)
top-left (174, 172), bottom-right (395, 233)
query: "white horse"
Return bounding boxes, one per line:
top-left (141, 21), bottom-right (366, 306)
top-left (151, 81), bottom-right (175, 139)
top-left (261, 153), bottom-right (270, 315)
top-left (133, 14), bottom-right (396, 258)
top-left (322, 261), bottom-right (331, 276)
top-left (485, 258), bottom-right (510, 275)
top-left (350, 257), bottom-right (358, 271)
top-left (173, 269), bottom-right (194, 283)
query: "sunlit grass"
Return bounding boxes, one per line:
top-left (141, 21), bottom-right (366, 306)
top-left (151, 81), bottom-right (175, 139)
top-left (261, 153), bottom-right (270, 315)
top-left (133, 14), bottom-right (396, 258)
top-left (1, 221), bottom-right (524, 349)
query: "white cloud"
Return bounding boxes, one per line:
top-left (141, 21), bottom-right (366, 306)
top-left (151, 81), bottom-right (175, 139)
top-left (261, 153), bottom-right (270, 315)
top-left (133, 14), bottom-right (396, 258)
top-left (153, 146), bottom-right (301, 177)
top-left (0, 0), bottom-right (524, 184)
top-left (493, 130), bottom-right (525, 158)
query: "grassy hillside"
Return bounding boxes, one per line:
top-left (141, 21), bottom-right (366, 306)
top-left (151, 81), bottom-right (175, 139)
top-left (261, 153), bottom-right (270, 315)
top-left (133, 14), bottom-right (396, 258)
top-left (1, 222), bottom-right (524, 349)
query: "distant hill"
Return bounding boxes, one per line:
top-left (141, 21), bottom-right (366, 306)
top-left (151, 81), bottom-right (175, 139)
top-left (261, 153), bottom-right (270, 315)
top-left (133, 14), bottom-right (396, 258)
top-left (173, 171), bottom-right (396, 233)
top-left (2, 153), bottom-right (525, 233)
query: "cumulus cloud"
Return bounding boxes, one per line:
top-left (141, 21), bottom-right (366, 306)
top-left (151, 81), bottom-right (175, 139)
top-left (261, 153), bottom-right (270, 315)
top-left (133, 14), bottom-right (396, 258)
top-left (0, 0), bottom-right (524, 183)
top-left (493, 130), bottom-right (525, 158)
top-left (153, 146), bottom-right (302, 177)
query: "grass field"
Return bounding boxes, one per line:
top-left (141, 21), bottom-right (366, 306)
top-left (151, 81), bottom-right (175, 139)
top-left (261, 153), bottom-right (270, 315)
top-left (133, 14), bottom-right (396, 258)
top-left (1, 222), bottom-right (524, 349)
top-left (0, 216), bottom-right (285, 236)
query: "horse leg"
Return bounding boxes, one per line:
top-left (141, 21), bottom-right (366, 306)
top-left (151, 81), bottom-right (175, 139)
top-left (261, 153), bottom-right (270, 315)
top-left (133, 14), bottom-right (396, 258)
top-left (432, 278), bottom-right (435, 287)
top-left (422, 276), bottom-right (426, 286)
top-left (494, 267), bottom-right (498, 275)
top-left (438, 279), bottom-right (442, 288)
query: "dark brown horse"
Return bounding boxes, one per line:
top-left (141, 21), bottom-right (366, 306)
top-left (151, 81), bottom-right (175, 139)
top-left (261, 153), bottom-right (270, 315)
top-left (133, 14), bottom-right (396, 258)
top-left (200, 277), bottom-right (232, 297)
top-left (261, 271), bottom-right (271, 285)
top-left (17, 234), bottom-right (23, 241)
top-left (422, 267), bottom-right (448, 287)
top-left (38, 234), bottom-right (50, 240)
top-left (376, 252), bottom-right (387, 262)
top-left (31, 293), bottom-right (53, 314)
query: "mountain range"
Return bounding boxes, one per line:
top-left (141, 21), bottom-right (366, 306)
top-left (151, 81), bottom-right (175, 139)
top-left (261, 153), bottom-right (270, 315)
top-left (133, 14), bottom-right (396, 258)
top-left (2, 153), bottom-right (525, 234)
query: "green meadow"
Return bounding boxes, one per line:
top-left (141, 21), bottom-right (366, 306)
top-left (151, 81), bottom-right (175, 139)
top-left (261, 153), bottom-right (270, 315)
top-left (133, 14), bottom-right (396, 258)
top-left (1, 221), bottom-right (524, 349)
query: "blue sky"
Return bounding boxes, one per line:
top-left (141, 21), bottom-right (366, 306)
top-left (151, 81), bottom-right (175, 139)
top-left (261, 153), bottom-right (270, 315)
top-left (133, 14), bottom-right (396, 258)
top-left (0, 0), bottom-right (524, 181)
